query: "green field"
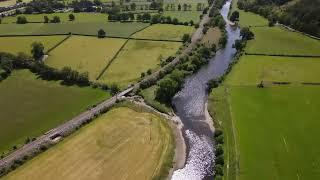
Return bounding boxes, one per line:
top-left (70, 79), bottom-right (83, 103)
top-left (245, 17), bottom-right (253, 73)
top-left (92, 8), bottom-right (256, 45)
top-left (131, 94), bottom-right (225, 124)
top-left (140, 85), bottom-right (172, 114)
top-left (226, 55), bottom-right (320, 85)
top-left (201, 27), bottom-right (221, 48)
top-left (0, 22), bottom-right (149, 37)
top-left (163, 11), bottom-right (202, 23)
top-left (1, 13), bottom-right (108, 24)
top-left (246, 27), bottom-right (320, 56)
top-left (46, 36), bottom-right (126, 80)
top-left (0, 70), bottom-right (110, 154)
top-left (0, 35), bottom-right (66, 55)
top-left (132, 24), bottom-right (194, 41)
top-left (230, 0), bottom-right (268, 27)
top-left (99, 40), bottom-right (181, 87)
top-left (3, 106), bottom-right (174, 180)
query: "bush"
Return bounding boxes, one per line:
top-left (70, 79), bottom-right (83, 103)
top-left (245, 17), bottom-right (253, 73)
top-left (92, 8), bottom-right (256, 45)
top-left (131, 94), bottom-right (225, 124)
top-left (16, 16), bottom-right (27, 24)
top-left (216, 154), bottom-right (224, 165)
top-left (214, 129), bottom-right (223, 137)
top-left (216, 144), bottom-right (224, 156)
top-left (98, 29), bottom-right (106, 38)
top-left (214, 164), bottom-right (224, 176)
top-left (216, 134), bottom-right (224, 144)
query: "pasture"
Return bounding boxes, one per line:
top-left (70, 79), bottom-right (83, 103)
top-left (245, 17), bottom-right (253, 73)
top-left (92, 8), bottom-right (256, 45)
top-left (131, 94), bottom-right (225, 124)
top-left (1, 13), bottom-right (108, 24)
top-left (201, 27), bottom-right (221, 48)
top-left (0, 69), bottom-right (109, 154)
top-left (246, 27), bottom-right (320, 56)
top-left (0, 22), bottom-right (149, 37)
top-left (132, 24), bottom-right (194, 41)
top-left (228, 86), bottom-right (320, 180)
top-left (3, 106), bottom-right (174, 180)
top-left (99, 40), bottom-right (181, 87)
top-left (0, 35), bottom-right (66, 55)
top-left (163, 11), bottom-right (202, 23)
top-left (46, 36), bottom-right (126, 80)
top-left (226, 55), bottom-right (320, 85)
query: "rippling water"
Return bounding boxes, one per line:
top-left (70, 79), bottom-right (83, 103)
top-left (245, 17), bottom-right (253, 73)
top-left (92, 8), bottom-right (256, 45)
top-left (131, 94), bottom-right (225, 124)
top-left (171, 0), bottom-right (240, 179)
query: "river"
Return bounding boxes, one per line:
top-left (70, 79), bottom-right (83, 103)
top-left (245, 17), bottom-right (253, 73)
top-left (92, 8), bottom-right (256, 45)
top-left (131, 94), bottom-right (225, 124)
top-left (171, 0), bottom-right (240, 179)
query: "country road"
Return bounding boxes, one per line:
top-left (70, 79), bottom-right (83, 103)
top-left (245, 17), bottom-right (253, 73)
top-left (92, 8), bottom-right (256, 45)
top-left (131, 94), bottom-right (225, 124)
top-left (0, 87), bottom-right (133, 170)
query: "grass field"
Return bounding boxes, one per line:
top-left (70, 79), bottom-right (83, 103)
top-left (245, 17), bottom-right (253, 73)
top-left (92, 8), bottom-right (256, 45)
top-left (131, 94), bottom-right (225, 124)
top-left (226, 55), bottom-right (320, 85)
top-left (230, 0), bottom-right (268, 27)
top-left (132, 24), bottom-right (194, 41)
top-left (0, 22), bottom-right (149, 37)
top-left (163, 11), bottom-right (202, 23)
top-left (3, 106), bottom-right (174, 180)
top-left (0, 35), bottom-right (66, 55)
top-left (1, 13), bottom-right (108, 24)
top-left (140, 85), bottom-right (172, 114)
top-left (201, 27), bottom-right (221, 48)
top-left (46, 36), bottom-right (126, 80)
top-left (0, 69), bottom-right (110, 154)
top-left (246, 27), bottom-right (320, 56)
top-left (99, 40), bottom-right (181, 87)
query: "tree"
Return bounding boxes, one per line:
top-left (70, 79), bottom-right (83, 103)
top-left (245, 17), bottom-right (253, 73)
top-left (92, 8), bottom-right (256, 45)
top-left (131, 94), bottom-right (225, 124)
top-left (130, 3), bottom-right (136, 11)
top-left (183, 3), bottom-right (188, 11)
top-left (178, 4), bottom-right (181, 11)
top-left (69, 14), bottom-right (75, 21)
top-left (31, 42), bottom-right (44, 61)
top-left (214, 164), bottom-right (223, 176)
top-left (240, 27), bottom-right (254, 40)
top-left (51, 16), bottom-right (61, 23)
top-left (189, 20), bottom-right (194, 26)
top-left (98, 29), bottom-right (106, 38)
top-left (156, 77), bottom-right (179, 103)
top-left (44, 16), bottom-right (49, 23)
top-left (147, 69), bottom-right (152, 75)
top-left (16, 16), bottom-right (27, 24)
top-left (230, 11), bottom-right (239, 22)
top-left (182, 33), bottom-right (191, 43)
top-left (110, 83), bottom-right (119, 95)
top-left (172, 18), bottom-right (179, 25)
top-left (233, 39), bottom-right (244, 51)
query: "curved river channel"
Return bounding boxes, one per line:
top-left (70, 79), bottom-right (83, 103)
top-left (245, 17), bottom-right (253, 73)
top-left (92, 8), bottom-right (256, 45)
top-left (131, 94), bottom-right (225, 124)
top-left (171, 0), bottom-right (240, 179)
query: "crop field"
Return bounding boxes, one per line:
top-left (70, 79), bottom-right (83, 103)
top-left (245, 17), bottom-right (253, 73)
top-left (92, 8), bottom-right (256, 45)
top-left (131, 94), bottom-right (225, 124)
top-left (163, 11), bottom-right (202, 23)
top-left (0, 70), bottom-right (110, 154)
top-left (46, 36), bottom-right (126, 80)
top-left (0, 22), bottom-right (149, 37)
top-left (228, 86), bottom-right (320, 180)
top-left (201, 27), bottom-right (221, 48)
top-left (230, 0), bottom-right (268, 27)
top-left (0, 35), bottom-right (67, 55)
top-left (3, 106), bottom-right (174, 180)
top-left (98, 40), bottom-right (181, 87)
top-left (226, 55), bottom-right (320, 85)
top-left (246, 27), bottom-right (320, 56)
top-left (132, 24), bottom-right (194, 41)
top-left (1, 13), bottom-right (108, 24)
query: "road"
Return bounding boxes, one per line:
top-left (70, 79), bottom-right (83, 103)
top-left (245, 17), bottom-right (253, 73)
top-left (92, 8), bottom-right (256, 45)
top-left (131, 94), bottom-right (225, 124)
top-left (0, 87), bottom-right (133, 170)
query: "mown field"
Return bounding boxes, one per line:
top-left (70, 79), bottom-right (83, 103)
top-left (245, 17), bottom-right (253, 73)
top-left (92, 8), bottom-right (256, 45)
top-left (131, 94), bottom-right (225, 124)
top-left (1, 13), bottom-right (108, 24)
top-left (226, 55), bottom-right (320, 85)
top-left (246, 27), bottom-right (320, 56)
top-left (163, 11), bottom-right (202, 23)
top-left (46, 36), bottom-right (126, 80)
top-left (3, 106), bottom-right (174, 180)
top-left (0, 70), bottom-right (110, 154)
top-left (99, 40), bottom-right (181, 87)
top-left (230, 0), bottom-right (268, 27)
top-left (132, 24), bottom-right (194, 41)
top-left (0, 35), bottom-right (66, 55)
top-left (0, 22), bottom-right (149, 37)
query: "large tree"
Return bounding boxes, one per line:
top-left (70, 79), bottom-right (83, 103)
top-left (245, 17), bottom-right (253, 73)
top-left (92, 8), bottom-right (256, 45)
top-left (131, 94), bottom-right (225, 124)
top-left (31, 42), bottom-right (45, 61)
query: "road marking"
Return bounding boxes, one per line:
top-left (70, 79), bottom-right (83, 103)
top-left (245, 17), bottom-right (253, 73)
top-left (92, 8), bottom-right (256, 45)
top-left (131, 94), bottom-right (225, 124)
top-left (282, 136), bottom-right (289, 152)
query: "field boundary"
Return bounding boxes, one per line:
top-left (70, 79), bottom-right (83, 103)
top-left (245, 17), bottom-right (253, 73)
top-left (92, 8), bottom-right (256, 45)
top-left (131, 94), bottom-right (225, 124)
top-left (46, 34), bottom-right (72, 54)
top-left (244, 52), bottom-right (320, 58)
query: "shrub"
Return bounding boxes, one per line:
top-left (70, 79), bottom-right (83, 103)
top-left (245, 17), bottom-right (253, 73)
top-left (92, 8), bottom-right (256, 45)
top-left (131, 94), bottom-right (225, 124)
top-left (216, 154), bottom-right (224, 165)
top-left (216, 144), bottom-right (224, 156)
top-left (216, 134), bottom-right (224, 144)
top-left (16, 16), bottom-right (27, 24)
top-left (214, 129), bottom-right (223, 137)
top-left (214, 164), bottom-right (224, 176)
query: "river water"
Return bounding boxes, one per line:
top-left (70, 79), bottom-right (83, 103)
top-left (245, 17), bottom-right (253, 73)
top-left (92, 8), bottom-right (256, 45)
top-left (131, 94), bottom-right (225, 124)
top-left (171, 0), bottom-right (240, 179)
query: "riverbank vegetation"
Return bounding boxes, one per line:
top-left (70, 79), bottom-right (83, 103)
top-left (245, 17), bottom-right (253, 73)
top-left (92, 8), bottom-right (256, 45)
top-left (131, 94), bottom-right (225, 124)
top-left (2, 106), bottom-right (175, 180)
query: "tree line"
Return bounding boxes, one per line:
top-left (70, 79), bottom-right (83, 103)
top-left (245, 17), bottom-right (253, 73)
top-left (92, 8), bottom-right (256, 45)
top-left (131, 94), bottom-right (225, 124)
top-left (16, 14), bottom-right (75, 24)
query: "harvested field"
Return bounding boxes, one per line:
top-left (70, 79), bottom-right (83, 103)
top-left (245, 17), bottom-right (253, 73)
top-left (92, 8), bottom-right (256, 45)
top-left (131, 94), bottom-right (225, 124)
top-left (99, 40), bottom-right (181, 87)
top-left (132, 24), bottom-right (194, 41)
top-left (3, 107), bottom-right (174, 180)
top-left (0, 69), bottom-right (109, 154)
top-left (246, 27), bottom-right (320, 56)
top-left (226, 55), bottom-right (320, 85)
top-left (46, 36), bottom-right (126, 80)
top-left (0, 35), bottom-right (67, 55)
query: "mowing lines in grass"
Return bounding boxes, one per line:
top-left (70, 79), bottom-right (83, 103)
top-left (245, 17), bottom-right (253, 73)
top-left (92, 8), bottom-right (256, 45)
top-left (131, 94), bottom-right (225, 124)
top-left (45, 36), bottom-right (126, 80)
top-left (0, 69), bottom-right (109, 154)
top-left (3, 107), bottom-right (174, 180)
top-left (98, 40), bottom-right (181, 87)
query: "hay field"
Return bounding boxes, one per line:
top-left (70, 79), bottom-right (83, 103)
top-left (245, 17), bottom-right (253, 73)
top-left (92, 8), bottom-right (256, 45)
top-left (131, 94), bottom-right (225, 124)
top-left (0, 70), bottom-right (109, 154)
top-left (3, 107), bottom-right (174, 180)
top-left (46, 36), bottom-right (126, 80)
top-left (99, 40), bottom-right (181, 87)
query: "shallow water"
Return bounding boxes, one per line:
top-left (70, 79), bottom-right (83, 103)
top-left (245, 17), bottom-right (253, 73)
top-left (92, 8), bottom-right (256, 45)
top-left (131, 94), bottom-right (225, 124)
top-left (171, 1), bottom-right (240, 179)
